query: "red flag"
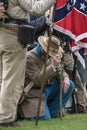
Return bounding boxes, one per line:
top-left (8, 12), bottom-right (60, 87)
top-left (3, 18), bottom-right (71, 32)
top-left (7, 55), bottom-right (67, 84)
top-left (53, 0), bottom-right (87, 68)
top-left (54, 0), bottom-right (87, 46)
top-left (54, 0), bottom-right (73, 38)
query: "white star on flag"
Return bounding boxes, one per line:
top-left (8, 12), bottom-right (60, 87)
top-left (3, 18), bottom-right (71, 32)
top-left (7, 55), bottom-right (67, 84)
top-left (67, 3), bottom-right (71, 11)
top-left (80, 3), bottom-right (86, 11)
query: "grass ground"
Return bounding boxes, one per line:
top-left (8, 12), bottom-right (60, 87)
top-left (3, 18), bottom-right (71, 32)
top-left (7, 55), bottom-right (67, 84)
top-left (0, 114), bottom-right (87, 130)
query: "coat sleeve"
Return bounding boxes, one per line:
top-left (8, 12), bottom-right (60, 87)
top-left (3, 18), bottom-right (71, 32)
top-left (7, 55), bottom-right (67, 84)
top-left (25, 51), bottom-right (57, 86)
top-left (25, 51), bottom-right (69, 87)
top-left (18, 0), bottom-right (56, 15)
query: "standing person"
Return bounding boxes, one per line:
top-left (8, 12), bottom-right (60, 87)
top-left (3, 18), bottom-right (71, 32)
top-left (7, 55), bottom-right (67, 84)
top-left (0, 2), bottom-right (5, 85)
top-left (0, 0), bottom-right (56, 127)
top-left (19, 35), bottom-right (74, 120)
top-left (63, 53), bottom-right (87, 113)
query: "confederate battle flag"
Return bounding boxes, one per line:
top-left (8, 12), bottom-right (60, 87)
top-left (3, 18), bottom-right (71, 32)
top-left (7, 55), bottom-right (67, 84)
top-left (53, 0), bottom-right (87, 68)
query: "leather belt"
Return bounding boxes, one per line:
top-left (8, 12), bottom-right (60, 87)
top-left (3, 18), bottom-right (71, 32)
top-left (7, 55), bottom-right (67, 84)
top-left (0, 18), bottom-right (29, 33)
top-left (1, 24), bottom-right (19, 33)
top-left (4, 18), bottom-right (28, 25)
top-left (46, 79), bottom-right (57, 86)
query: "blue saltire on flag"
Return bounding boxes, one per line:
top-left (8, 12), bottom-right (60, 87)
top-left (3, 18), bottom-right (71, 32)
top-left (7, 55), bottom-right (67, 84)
top-left (53, 0), bottom-right (87, 68)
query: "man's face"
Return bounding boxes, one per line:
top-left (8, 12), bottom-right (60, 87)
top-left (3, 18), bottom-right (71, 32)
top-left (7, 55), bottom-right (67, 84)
top-left (0, 2), bottom-right (5, 19)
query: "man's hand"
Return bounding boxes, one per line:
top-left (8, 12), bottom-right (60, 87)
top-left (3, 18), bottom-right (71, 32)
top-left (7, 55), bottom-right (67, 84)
top-left (51, 55), bottom-right (61, 69)
top-left (0, 2), bottom-right (5, 19)
top-left (63, 76), bottom-right (70, 93)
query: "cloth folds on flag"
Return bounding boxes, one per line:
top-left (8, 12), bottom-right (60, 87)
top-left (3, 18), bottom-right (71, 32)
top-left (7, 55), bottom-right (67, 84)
top-left (53, 0), bottom-right (87, 68)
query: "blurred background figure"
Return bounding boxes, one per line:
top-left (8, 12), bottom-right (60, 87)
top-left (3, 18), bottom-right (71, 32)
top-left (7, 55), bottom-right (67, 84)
top-left (0, 2), bottom-right (5, 19)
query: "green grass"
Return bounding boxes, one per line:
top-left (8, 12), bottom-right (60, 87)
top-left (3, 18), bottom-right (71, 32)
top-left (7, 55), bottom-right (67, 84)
top-left (0, 114), bottom-right (87, 130)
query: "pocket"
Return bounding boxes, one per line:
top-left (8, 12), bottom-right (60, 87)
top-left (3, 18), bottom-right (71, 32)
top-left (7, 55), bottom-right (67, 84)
top-left (18, 24), bottom-right (35, 47)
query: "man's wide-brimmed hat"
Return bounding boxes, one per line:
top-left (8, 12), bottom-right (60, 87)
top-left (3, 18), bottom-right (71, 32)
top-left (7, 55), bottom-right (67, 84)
top-left (38, 35), bottom-right (64, 57)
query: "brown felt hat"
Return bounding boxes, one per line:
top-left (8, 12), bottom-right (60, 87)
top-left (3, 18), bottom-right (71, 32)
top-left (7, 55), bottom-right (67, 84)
top-left (38, 35), bottom-right (64, 57)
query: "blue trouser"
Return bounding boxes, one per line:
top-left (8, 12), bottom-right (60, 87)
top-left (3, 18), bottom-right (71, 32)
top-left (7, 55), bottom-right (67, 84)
top-left (39, 80), bottom-right (74, 120)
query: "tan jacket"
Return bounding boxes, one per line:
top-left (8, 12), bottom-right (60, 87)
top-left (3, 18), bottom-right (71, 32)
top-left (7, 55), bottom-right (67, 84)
top-left (25, 50), bottom-right (68, 87)
top-left (7, 0), bottom-right (56, 21)
top-left (19, 49), bottom-right (69, 118)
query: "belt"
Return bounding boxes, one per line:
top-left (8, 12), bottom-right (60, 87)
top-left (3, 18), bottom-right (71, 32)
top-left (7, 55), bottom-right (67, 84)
top-left (1, 24), bottom-right (19, 33)
top-left (46, 78), bottom-right (57, 86)
top-left (0, 18), bottom-right (29, 33)
top-left (3, 18), bottom-right (28, 25)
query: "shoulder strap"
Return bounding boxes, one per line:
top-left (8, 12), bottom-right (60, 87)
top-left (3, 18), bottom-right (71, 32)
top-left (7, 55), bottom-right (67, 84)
top-left (19, 81), bottom-right (35, 104)
top-left (23, 81), bottom-right (35, 95)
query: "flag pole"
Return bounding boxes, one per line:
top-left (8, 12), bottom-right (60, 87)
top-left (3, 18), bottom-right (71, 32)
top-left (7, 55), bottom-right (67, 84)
top-left (35, 4), bottom-right (56, 126)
